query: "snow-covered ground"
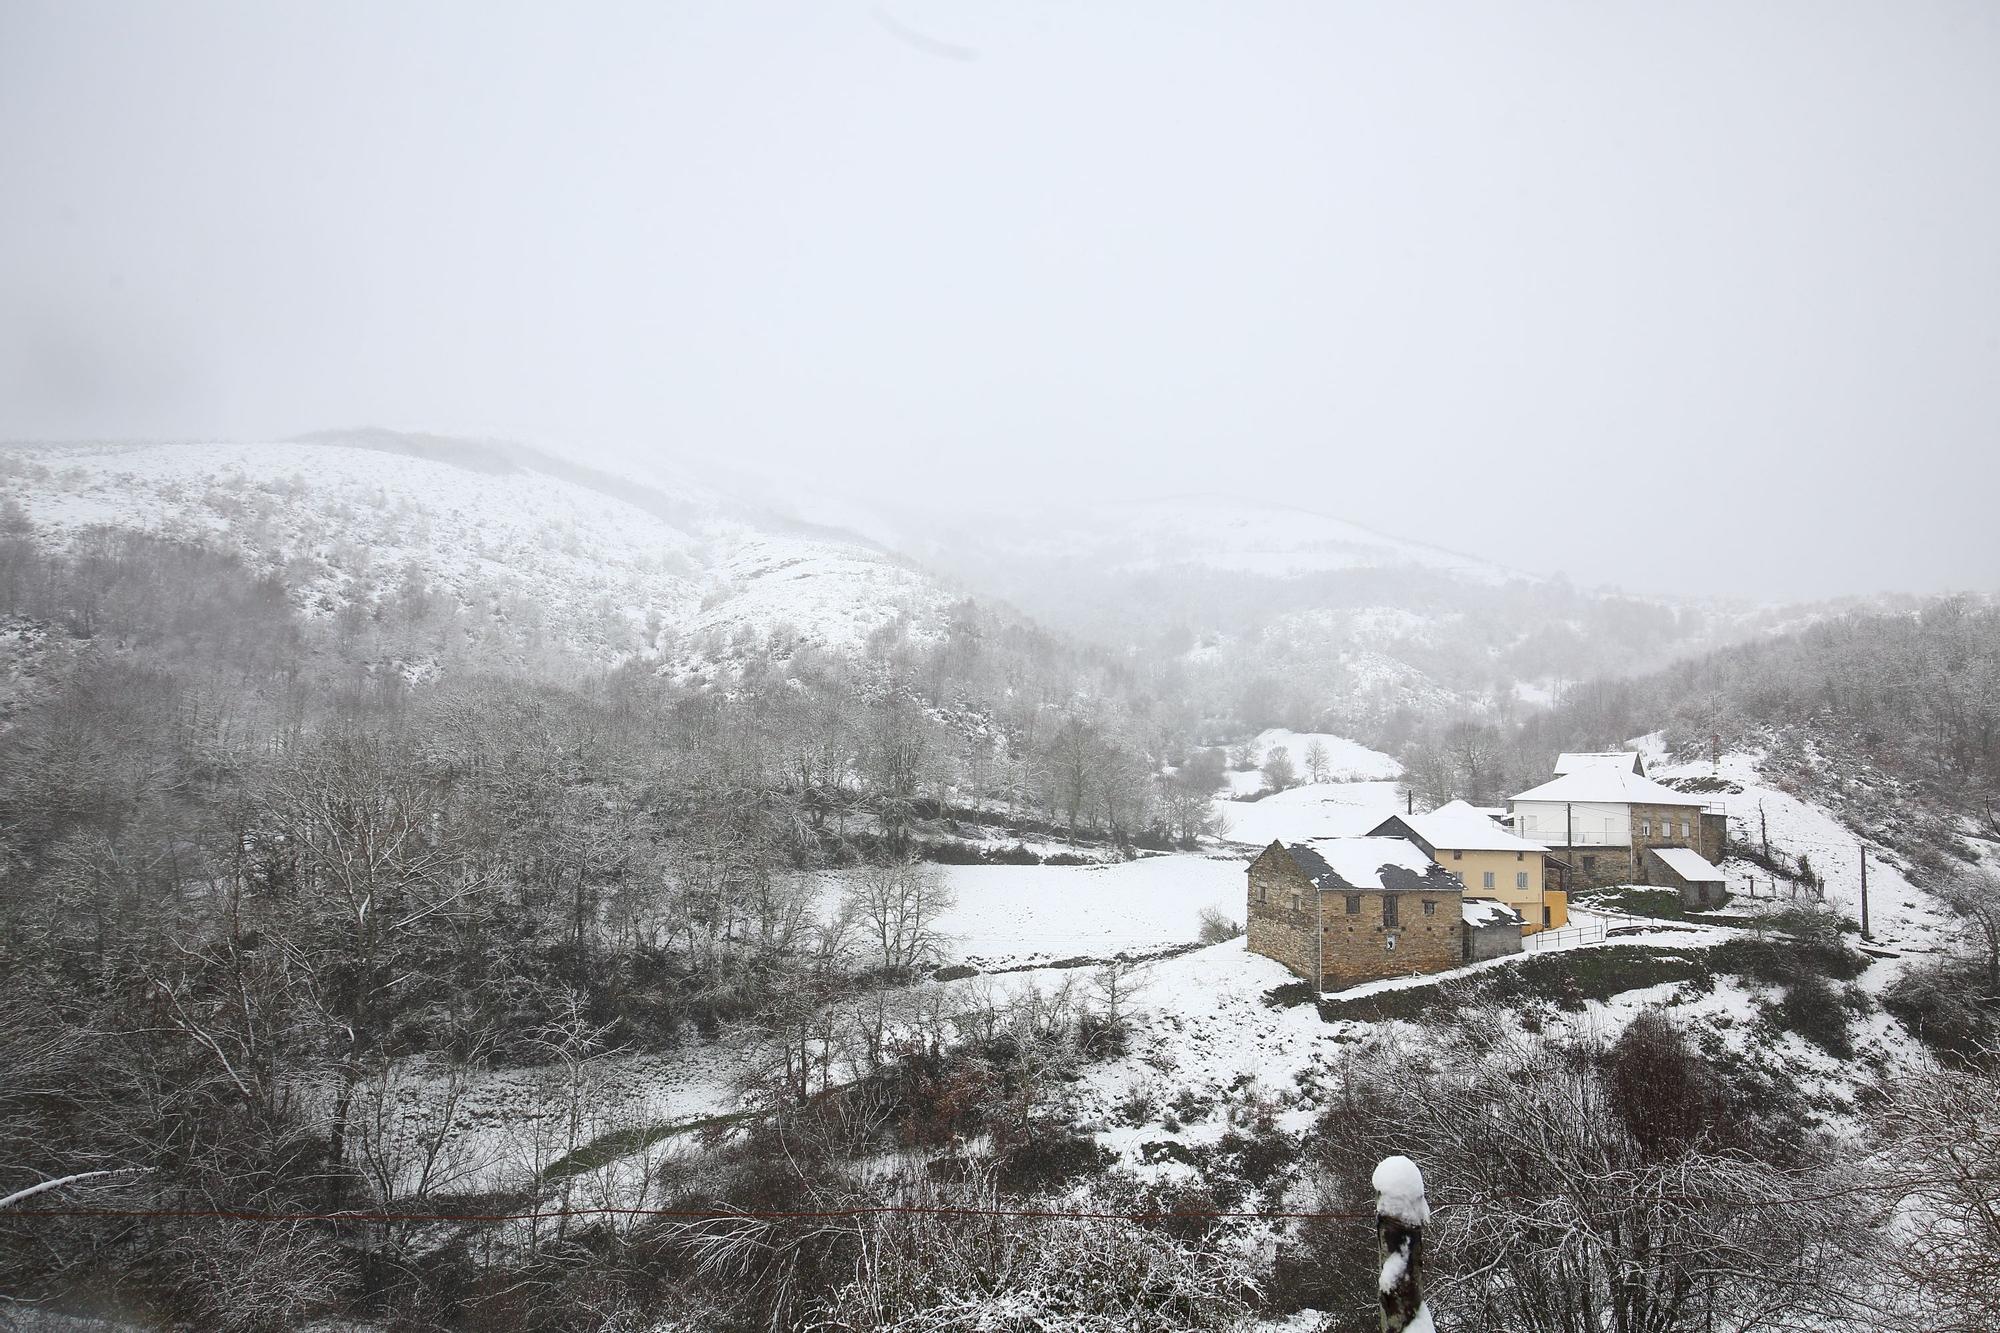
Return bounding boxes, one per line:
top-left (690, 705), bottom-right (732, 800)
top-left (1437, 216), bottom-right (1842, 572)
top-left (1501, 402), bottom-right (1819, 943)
top-left (1217, 780), bottom-right (1407, 847)
top-left (1651, 749), bottom-right (1946, 950)
top-left (1226, 728), bottom-right (1403, 790)
top-left (0, 440), bottom-right (952, 669)
top-left (822, 854), bottom-right (1251, 972)
top-left (385, 734), bottom-right (1955, 1227)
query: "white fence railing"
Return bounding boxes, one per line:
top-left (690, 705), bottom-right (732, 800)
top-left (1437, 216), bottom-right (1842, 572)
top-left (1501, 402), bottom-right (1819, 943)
top-left (1524, 919), bottom-right (1609, 951)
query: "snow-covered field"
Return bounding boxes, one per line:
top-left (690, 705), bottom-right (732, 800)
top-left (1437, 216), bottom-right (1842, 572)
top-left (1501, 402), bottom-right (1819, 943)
top-left (1213, 731), bottom-right (1406, 843)
top-left (926, 854), bottom-right (1249, 969)
top-left (1217, 779), bottom-right (1406, 847)
top-left (1225, 728), bottom-right (1403, 791)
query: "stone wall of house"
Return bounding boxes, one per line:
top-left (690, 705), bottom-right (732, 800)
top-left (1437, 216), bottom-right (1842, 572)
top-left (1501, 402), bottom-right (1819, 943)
top-left (1698, 812), bottom-right (1729, 863)
top-left (1320, 888), bottom-right (1462, 990)
top-left (1246, 846), bottom-right (1319, 982)
top-left (1557, 847), bottom-right (1638, 892)
top-left (1630, 802), bottom-right (1704, 870)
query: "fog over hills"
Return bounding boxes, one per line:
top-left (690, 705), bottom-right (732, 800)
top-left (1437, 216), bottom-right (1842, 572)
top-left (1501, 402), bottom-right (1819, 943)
top-left (2, 429), bottom-right (1906, 728)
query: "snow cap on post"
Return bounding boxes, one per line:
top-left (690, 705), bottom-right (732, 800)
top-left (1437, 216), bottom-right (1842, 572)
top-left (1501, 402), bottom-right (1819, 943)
top-left (1372, 1154), bottom-right (1431, 1228)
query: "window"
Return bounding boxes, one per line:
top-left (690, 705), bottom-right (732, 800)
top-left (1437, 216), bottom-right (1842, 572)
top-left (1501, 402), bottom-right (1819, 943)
top-left (1681, 821), bottom-right (1690, 839)
top-left (1452, 850), bottom-right (1463, 860)
top-left (1383, 896), bottom-right (1400, 927)
top-left (1543, 906), bottom-right (1552, 926)
top-left (1582, 856), bottom-right (1597, 873)
top-left (1517, 871), bottom-right (1529, 889)
top-left (1423, 900), bottom-right (1437, 916)
top-left (1482, 870), bottom-right (1495, 889)
top-left (1640, 819), bottom-right (1651, 837)
top-left (1385, 936), bottom-right (1398, 952)
top-left (1516, 851), bottom-right (1524, 861)
top-left (1345, 895), bottom-right (1361, 915)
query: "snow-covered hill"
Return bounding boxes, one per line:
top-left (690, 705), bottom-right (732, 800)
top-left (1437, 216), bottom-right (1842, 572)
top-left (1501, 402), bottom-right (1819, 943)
top-left (0, 436), bottom-right (955, 673)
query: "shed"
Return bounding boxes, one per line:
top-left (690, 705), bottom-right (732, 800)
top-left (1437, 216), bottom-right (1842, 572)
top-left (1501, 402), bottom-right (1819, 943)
top-left (1461, 898), bottom-right (1526, 962)
top-left (1644, 845), bottom-right (1730, 909)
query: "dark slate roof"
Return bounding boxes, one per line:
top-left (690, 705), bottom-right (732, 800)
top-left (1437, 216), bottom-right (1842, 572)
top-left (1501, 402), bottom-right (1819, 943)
top-left (1277, 836), bottom-right (1463, 894)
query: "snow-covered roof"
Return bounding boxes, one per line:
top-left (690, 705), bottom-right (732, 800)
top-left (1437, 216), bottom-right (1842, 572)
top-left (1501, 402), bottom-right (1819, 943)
top-left (1370, 800), bottom-right (1548, 853)
top-left (1281, 837), bottom-right (1460, 894)
top-left (1461, 897), bottom-right (1525, 928)
top-left (1510, 767), bottom-right (1708, 807)
top-left (1649, 846), bottom-right (1727, 882)
top-left (1554, 751), bottom-right (1646, 777)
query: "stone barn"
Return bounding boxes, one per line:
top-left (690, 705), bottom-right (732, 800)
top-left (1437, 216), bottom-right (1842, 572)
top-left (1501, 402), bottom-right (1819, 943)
top-left (1246, 836), bottom-right (1465, 991)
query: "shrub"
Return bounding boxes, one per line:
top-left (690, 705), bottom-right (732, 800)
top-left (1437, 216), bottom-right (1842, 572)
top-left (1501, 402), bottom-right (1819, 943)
top-left (1197, 907), bottom-right (1244, 944)
top-left (1884, 963), bottom-right (1998, 1066)
top-left (1606, 1008), bottom-right (1726, 1158)
top-left (1770, 973), bottom-right (1854, 1057)
top-left (994, 1123), bottom-right (1112, 1192)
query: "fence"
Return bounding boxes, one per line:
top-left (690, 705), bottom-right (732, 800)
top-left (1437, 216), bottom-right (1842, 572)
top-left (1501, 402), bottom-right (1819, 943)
top-left (1524, 918), bottom-right (1609, 951)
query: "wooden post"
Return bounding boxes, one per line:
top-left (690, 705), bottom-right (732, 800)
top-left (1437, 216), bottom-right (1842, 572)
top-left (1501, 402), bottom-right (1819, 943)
top-left (1859, 845), bottom-right (1871, 940)
top-left (1759, 803), bottom-right (1770, 860)
top-left (1373, 1155), bottom-right (1433, 1332)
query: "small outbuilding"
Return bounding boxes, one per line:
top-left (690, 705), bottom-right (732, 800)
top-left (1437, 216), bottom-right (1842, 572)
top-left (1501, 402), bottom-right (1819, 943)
top-left (1461, 898), bottom-right (1527, 962)
top-left (1643, 846), bottom-right (1731, 909)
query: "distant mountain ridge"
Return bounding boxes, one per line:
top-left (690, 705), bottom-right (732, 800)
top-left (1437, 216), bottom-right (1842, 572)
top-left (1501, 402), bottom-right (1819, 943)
top-left (0, 433), bottom-right (955, 676)
top-left (0, 431), bottom-right (1894, 723)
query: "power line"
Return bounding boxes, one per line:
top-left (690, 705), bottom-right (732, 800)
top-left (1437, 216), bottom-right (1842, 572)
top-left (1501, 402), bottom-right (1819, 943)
top-left (0, 1183), bottom-right (1906, 1229)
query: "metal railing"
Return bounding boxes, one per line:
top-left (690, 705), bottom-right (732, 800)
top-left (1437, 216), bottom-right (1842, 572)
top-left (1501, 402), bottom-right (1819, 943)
top-left (1523, 918), bottom-right (1609, 951)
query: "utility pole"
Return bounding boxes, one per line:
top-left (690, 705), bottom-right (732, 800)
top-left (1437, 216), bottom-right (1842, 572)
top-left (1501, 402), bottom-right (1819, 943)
top-left (1859, 844), bottom-right (1871, 940)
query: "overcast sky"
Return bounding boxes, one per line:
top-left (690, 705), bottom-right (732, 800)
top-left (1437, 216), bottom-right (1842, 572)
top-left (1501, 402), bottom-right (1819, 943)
top-left (3, 1), bottom-right (1996, 599)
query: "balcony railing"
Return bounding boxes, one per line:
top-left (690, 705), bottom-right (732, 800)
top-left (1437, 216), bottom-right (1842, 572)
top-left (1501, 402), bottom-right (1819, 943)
top-left (1516, 827), bottom-right (1626, 847)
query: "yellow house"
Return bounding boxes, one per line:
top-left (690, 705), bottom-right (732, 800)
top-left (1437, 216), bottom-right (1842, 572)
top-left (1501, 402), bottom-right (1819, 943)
top-left (1368, 800), bottom-right (1568, 934)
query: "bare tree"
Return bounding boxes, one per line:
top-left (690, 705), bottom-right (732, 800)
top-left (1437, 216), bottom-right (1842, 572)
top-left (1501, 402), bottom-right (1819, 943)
top-left (843, 859), bottom-right (955, 976)
top-left (1873, 1053), bottom-right (2000, 1332)
top-left (1938, 867), bottom-right (2000, 998)
top-left (1260, 744), bottom-right (1298, 793)
top-left (1304, 737), bottom-right (1333, 784)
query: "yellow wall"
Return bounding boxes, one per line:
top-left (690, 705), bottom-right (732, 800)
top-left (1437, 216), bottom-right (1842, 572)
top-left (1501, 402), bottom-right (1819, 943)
top-left (1436, 848), bottom-right (1568, 933)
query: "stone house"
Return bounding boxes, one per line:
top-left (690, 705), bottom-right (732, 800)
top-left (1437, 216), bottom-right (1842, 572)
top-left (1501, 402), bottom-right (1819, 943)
top-left (1367, 799), bottom-right (1566, 934)
top-left (1246, 836), bottom-right (1466, 990)
top-left (1508, 761), bottom-right (1728, 894)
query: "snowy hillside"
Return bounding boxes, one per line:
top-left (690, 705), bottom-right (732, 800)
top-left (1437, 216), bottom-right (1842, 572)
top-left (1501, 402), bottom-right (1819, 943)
top-left (0, 437), bottom-right (955, 672)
